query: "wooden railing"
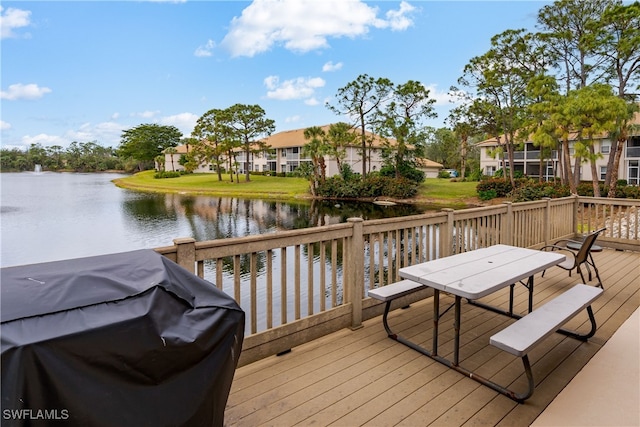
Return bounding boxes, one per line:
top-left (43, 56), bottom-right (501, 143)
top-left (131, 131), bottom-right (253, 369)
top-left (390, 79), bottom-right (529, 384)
top-left (155, 195), bottom-right (639, 366)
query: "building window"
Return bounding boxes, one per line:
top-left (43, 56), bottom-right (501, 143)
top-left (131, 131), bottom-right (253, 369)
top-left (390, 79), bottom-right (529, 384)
top-left (485, 166), bottom-right (496, 176)
top-left (600, 166), bottom-right (607, 181)
top-left (628, 160), bottom-right (639, 185)
top-left (545, 165), bottom-right (555, 181)
top-left (601, 141), bottom-right (611, 154)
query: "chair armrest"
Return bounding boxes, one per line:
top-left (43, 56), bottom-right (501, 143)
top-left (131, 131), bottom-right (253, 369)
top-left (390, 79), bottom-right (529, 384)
top-left (541, 245), bottom-right (577, 256)
top-left (551, 238), bottom-right (576, 247)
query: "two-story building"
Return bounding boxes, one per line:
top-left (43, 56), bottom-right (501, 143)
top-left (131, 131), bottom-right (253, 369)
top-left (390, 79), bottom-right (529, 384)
top-left (161, 124), bottom-right (443, 178)
top-left (477, 112), bottom-right (640, 185)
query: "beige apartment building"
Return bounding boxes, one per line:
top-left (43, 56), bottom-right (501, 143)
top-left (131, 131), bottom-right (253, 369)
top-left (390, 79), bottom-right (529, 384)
top-left (161, 124), bottom-right (443, 178)
top-left (478, 112), bottom-right (640, 185)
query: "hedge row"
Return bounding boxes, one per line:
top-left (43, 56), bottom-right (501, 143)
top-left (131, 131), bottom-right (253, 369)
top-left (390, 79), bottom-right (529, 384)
top-left (317, 175), bottom-right (418, 199)
top-left (477, 178), bottom-right (640, 202)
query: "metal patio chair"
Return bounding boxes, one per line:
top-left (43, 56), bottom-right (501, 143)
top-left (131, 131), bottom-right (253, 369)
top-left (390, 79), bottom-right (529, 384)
top-left (541, 227), bottom-right (606, 288)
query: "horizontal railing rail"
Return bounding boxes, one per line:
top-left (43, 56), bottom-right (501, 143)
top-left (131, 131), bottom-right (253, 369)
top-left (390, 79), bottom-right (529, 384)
top-left (155, 195), bottom-right (639, 366)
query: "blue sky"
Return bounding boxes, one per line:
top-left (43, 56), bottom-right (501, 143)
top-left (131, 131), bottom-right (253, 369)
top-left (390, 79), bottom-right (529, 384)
top-left (1, 0), bottom-right (549, 150)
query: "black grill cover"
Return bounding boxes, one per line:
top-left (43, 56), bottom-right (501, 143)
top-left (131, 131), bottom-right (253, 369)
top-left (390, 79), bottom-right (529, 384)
top-left (1, 250), bottom-right (245, 427)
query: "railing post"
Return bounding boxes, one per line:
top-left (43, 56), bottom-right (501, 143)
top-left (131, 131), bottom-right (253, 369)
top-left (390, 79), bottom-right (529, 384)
top-left (442, 208), bottom-right (454, 257)
top-left (347, 217), bottom-right (364, 330)
top-left (543, 197), bottom-right (551, 246)
top-left (173, 237), bottom-right (196, 273)
top-left (573, 194), bottom-right (580, 236)
top-left (503, 202), bottom-right (513, 245)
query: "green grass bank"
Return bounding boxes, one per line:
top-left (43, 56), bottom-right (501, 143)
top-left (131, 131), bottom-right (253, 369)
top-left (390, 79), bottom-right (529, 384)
top-left (113, 171), bottom-right (481, 206)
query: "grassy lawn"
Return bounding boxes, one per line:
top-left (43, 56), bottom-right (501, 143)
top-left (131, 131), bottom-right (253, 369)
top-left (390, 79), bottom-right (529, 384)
top-left (418, 178), bottom-right (479, 200)
top-left (114, 171), bottom-right (481, 205)
top-left (113, 171), bottom-right (311, 200)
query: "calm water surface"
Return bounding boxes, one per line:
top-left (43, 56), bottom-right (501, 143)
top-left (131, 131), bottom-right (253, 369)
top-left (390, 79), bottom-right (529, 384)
top-left (1, 172), bottom-right (433, 268)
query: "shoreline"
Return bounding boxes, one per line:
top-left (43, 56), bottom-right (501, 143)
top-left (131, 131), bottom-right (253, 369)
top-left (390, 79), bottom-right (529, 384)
top-left (112, 173), bottom-right (485, 209)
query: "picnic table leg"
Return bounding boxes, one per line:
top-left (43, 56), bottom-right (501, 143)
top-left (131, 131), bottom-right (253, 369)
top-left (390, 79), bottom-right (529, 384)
top-left (509, 284), bottom-right (515, 316)
top-left (469, 274), bottom-right (535, 318)
top-left (433, 289), bottom-right (440, 356)
top-left (527, 275), bottom-right (534, 313)
top-left (557, 305), bottom-right (598, 340)
top-left (381, 301), bottom-right (394, 338)
top-left (453, 296), bottom-right (461, 366)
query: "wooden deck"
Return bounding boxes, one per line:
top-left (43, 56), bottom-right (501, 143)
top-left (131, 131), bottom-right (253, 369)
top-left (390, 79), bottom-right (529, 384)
top-left (226, 249), bottom-right (640, 426)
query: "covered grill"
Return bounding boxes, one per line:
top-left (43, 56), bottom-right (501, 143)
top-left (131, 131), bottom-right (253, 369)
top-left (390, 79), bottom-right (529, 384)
top-left (1, 249), bottom-right (244, 426)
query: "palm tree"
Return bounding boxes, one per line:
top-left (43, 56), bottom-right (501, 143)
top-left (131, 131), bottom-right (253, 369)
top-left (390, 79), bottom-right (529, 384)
top-left (165, 147), bottom-right (178, 171)
top-left (303, 126), bottom-right (328, 197)
top-left (326, 122), bottom-right (353, 173)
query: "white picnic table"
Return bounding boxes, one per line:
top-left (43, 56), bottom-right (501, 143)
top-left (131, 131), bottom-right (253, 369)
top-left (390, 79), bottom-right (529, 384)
top-left (399, 244), bottom-right (566, 300)
top-left (393, 244), bottom-right (567, 400)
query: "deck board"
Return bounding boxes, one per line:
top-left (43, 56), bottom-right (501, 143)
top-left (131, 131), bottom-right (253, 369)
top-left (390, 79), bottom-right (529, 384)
top-left (226, 249), bottom-right (640, 426)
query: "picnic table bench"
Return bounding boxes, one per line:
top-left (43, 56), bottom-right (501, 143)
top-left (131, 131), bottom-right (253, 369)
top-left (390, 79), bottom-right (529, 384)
top-left (490, 283), bottom-right (603, 401)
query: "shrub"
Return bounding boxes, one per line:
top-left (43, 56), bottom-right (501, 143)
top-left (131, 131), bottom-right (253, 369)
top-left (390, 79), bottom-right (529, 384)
top-left (623, 186), bottom-right (640, 199)
top-left (154, 171), bottom-right (181, 179)
top-left (382, 177), bottom-right (418, 198)
top-left (380, 163), bottom-right (425, 183)
top-left (476, 178), bottom-right (513, 198)
top-left (339, 163), bottom-right (356, 181)
top-left (468, 168), bottom-right (483, 182)
top-left (478, 189), bottom-right (497, 201)
top-left (316, 174), bottom-right (417, 199)
top-left (576, 181), bottom-right (630, 198)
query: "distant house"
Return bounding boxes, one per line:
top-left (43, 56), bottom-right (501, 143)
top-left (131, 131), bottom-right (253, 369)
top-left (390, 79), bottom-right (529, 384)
top-left (477, 112), bottom-right (640, 185)
top-left (160, 124), bottom-right (443, 178)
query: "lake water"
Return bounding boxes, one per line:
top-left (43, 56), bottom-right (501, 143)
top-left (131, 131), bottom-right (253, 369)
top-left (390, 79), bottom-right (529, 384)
top-left (0, 172), bottom-right (434, 268)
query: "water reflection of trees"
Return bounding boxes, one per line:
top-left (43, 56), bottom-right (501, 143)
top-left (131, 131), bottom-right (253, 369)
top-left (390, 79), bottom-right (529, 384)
top-left (121, 193), bottom-right (432, 333)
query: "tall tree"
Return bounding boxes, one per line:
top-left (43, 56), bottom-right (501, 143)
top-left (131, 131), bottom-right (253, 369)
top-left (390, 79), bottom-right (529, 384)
top-left (457, 29), bottom-right (546, 186)
top-left (326, 74), bottom-right (393, 177)
top-left (376, 80), bottom-right (436, 179)
top-left (192, 108), bottom-right (230, 181)
top-left (118, 124), bottom-right (182, 171)
top-left (218, 104), bottom-right (275, 182)
top-left (589, 1), bottom-right (640, 195)
top-left (426, 127), bottom-right (459, 170)
top-left (566, 84), bottom-right (628, 196)
top-left (447, 104), bottom-right (479, 180)
top-left (522, 74), bottom-right (564, 183)
top-left (537, 0), bottom-right (612, 93)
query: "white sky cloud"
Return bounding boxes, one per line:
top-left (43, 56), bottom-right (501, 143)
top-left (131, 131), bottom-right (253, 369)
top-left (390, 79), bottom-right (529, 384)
top-left (322, 61), bottom-right (343, 72)
top-left (264, 75), bottom-right (325, 101)
top-left (1, 120), bottom-right (11, 130)
top-left (160, 112), bottom-right (199, 136)
top-left (194, 39), bottom-right (215, 57)
top-left (425, 84), bottom-right (456, 106)
top-left (1, 6), bottom-right (31, 39)
top-left (385, 1), bottom-right (416, 31)
top-left (220, 0), bottom-right (414, 57)
top-left (21, 133), bottom-right (65, 147)
top-left (1, 83), bottom-right (52, 100)
top-left (132, 110), bottom-right (160, 119)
